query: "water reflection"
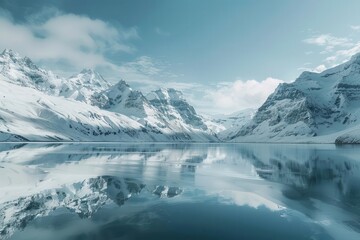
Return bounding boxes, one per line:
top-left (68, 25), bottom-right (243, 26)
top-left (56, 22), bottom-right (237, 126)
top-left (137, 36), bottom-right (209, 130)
top-left (0, 143), bottom-right (359, 239)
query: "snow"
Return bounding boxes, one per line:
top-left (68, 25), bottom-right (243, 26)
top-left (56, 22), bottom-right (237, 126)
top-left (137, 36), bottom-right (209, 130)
top-left (0, 49), bottom-right (216, 142)
top-left (211, 109), bottom-right (255, 138)
top-left (229, 52), bottom-right (360, 143)
top-left (3, 48), bottom-right (360, 143)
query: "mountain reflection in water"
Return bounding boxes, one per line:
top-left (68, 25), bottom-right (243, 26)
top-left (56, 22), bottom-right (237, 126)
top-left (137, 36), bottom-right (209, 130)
top-left (0, 143), bottom-right (359, 240)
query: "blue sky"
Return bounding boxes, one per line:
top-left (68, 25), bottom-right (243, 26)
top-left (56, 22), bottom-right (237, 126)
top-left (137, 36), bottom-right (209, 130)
top-left (1, 0), bottom-right (360, 114)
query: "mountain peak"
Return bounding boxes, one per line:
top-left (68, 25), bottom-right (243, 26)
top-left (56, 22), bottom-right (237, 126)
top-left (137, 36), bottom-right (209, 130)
top-left (1, 49), bottom-right (24, 62)
top-left (166, 88), bottom-right (184, 100)
top-left (1, 48), bottom-right (17, 57)
top-left (80, 68), bottom-right (96, 74)
top-left (115, 79), bottom-right (130, 87)
top-left (149, 88), bottom-right (184, 102)
top-left (110, 80), bottom-right (131, 92)
top-left (0, 49), bottom-right (38, 70)
top-left (78, 68), bottom-right (105, 80)
top-left (69, 68), bottom-right (109, 87)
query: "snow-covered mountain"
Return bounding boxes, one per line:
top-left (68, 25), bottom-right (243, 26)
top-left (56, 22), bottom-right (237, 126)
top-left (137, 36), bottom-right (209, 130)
top-left (0, 76), bottom-right (158, 141)
top-left (91, 80), bottom-right (166, 127)
top-left (0, 49), bottom-right (63, 95)
top-left (229, 52), bottom-right (360, 143)
top-left (6, 48), bottom-right (360, 143)
top-left (212, 109), bottom-right (255, 130)
top-left (0, 49), bottom-right (217, 142)
top-left (91, 82), bottom-right (216, 140)
top-left (60, 68), bottom-right (111, 104)
top-left (211, 109), bottom-right (255, 139)
top-left (147, 88), bottom-right (209, 131)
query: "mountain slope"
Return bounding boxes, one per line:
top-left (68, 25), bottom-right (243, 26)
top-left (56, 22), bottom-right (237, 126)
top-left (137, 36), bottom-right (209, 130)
top-left (0, 76), bottom-right (161, 141)
top-left (0, 49), bottom-right (64, 95)
top-left (229, 53), bottom-right (360, 143)
top-left (60, 68), bottom-right (111, 104)
top-left (0, 49), bottom-right (216, 142)
top-left (211, 109), bottom-right (255, 139)
top-left (92, 80), bottom-right (161, 121)
top-left (92, 82), bottom-right (216, 141)
top-left (147, 88), bottom-right (209, 131)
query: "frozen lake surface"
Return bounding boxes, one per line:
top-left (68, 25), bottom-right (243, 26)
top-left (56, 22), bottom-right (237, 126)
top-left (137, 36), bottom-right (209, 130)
top-left (0, 143), bottom-right (359, 240)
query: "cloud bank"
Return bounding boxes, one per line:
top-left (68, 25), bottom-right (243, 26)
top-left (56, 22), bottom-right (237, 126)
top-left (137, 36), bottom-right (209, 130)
top-left (0, 8), bottom-right (138, 75)
top-left (0, 7), bottom-right (284, 115)
top-left (203, 78), bottom-right (284, 114)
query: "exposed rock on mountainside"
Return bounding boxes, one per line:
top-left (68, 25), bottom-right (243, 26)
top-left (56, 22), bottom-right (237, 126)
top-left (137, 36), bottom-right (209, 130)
top-left (229, 53), bottom-right (360, 143)
top-left (0, 49), bottom-right (217, 142)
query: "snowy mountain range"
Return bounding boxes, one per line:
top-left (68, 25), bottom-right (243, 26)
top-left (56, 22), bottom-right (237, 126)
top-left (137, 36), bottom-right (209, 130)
top-left (0, 49), bottom-right (218, 142)
top-left (229, 52), bottom-right (360, 143)
top-left (2, 49), bottom-right (360, 143)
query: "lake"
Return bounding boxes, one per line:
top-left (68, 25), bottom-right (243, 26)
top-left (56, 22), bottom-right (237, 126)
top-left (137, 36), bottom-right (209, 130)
top-left (0, 143), bottom-right (359, 240)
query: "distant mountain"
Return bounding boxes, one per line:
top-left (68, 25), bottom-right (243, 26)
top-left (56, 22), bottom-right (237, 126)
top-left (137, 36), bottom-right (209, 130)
top-left (229, 53), bottom-right (360, 143)
top-left (0, 49), bottom-right (217, 142)
top-left (211, 109), bottom-right (255, 139)
top-left (60, 68), bottom-right (111, 104)
top-left (147, 88), bottom-right (209, 131)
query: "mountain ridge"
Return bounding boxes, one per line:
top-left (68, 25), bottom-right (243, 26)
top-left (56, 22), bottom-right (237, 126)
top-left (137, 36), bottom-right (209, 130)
top-left (0, 49), bottom-right (218, 142)
top-left (3, 49), bottom-right (360, 143)
top-left (229, 51), bottom-right (360, 143)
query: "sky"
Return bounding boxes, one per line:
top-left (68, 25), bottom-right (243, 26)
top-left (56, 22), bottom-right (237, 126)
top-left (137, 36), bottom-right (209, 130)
top-left (1, 0), bottom-right (360, 115)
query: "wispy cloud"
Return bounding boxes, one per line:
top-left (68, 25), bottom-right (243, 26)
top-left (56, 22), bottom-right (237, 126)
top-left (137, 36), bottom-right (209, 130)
top-left (298, 63), bottom-right (326, 73)
top-left (351, 25), bottom-right (360, 31)
top-left (302, 31), bottom-right (360, 73)
top-left (303, 34), bottom-right (353, 52)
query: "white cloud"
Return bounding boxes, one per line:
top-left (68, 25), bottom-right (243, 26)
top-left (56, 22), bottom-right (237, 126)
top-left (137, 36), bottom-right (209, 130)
top-left (312, 64), bottom-right (326, 73)
top-left (204, 77), bottom-right (284, 113)
top-left (334, 42), bottom-right (360, 59)
top-left (319, 42), bottom-right (360, 69)
top-left (304, 34), bottom-right (353, 52)
top-left (351, 25), bottom-right (360, 31)
top-left (302, 32), bottom-right (360, 73)
top-left (0, 8), bottom-right (201, 107)
top-left (0, 8), bottom-right (138, 75)
top-left (298, 64), bottom-right (329, 73)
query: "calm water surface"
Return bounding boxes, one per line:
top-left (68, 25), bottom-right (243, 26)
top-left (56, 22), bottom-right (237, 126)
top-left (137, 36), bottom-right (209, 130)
top-left (0, 143), bottom-right (359, 240)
